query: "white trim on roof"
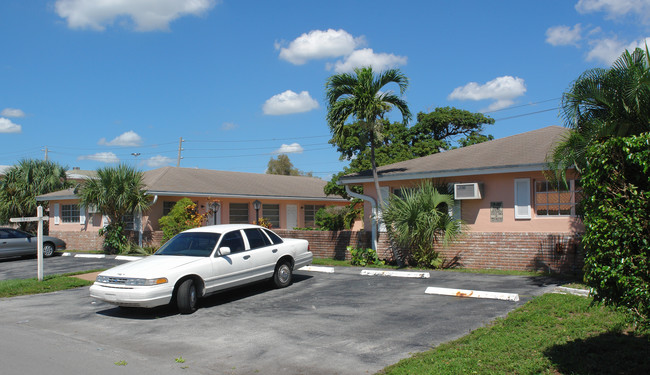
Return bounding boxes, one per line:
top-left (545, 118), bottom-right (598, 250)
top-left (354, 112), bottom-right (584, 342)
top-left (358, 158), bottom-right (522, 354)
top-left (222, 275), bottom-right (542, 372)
top-left (144, 191), bottom-right (347, 202)
top-left (338, 163), bottom-right (555, 184)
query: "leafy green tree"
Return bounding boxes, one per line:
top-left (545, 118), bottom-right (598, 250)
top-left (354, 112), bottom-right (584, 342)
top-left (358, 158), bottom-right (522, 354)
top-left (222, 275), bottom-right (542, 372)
top-left (266, 154), bottom-right (313, 177)
top-left (549, 46), bottom-right (650, 181)
top-left (0, 159), bottom-right (69, 231)
top-left (382, 180), bottom-right (463, 268)
top-left (78, 164), bottom-right (151, 252)
top-left (325, 107), bottom-right (494, 198)
top-left (326, 66), bottom-right (411, 208)
top-left (158, 198), bottom-right (205, 243)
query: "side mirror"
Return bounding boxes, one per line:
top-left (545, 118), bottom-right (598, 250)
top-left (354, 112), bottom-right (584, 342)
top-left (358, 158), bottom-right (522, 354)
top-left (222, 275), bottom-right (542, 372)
top-left (219, 247), bottom-right (231, 256)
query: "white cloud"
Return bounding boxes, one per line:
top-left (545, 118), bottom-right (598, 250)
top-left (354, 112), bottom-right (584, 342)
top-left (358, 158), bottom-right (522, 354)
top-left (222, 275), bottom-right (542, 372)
top-left (273, 143), bottom-right (304, 154)
top-left (576, 0), bottom-right (650, 21)
top-left (546, 24), bottom-right (583, 46)
top-left (329, 48), bottom-right (408, 73)
top-left (0, 118), bottom-right (22, 133)
top-left (98, 130), bottom-right (143, 146)
top-left (585, 37), bottom-right (650, 65)
top-left (78, 152), bottom-right (120, 163)
top-left (144, 155), bottom-right (173, 167)
top-left (54, 0), bottom-right (216, 31)
top-left (277, 29), bottom-right (363, 65)
top-left (448, 76), bottom-right (527, 111)
top-left (221, 122), bottom-right (238, 131)
top-left (1, 108), bottom-right (25, 118)
top-left (263, 90), bottom-right (319, 115)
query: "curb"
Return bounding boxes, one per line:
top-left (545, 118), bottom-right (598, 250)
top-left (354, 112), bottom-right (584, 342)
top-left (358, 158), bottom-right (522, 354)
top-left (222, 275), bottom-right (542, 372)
top-left (425, 286), bottom-right (520, 301)
top-left (552, 286), bottom-right (590, 297)
top-left (361, 269), bottom-right (431, 279)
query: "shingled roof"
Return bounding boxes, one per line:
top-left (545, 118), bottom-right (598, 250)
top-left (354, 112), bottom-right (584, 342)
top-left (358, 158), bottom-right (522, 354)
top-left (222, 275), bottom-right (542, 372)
top-left (339, 126), bottom-right (570, 184)
top-left (143, 167), bottom-right (344, 201)
top-left (38, 167), bottom-right (346, 202)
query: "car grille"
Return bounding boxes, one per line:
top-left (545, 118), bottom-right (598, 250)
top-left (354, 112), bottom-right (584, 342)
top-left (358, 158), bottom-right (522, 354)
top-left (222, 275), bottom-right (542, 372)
top-left (105, 277), bottom-right (129, 284)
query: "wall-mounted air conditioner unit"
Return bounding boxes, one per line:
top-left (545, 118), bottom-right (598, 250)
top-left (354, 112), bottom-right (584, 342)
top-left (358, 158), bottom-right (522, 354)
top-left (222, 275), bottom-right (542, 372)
top-left (454, 183), bottom-right (483, 200)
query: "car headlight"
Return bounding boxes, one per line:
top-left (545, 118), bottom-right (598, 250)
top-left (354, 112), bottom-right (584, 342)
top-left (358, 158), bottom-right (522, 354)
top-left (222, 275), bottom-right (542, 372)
top-left (96, 276), bottom-right (168, 286)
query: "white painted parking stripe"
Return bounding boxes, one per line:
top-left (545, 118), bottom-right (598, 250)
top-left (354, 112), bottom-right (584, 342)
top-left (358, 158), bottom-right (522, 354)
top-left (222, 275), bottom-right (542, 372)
top-left (361, 269), bottom-right (430, 279)
top-left (425, 286), bottom-right (519, 301)
top-left (115, 255), bottom-right (141, 261)
top-left (73, 254), bottom-right (106, 259)
top-left (299, 266), bottom-right (335, 273)
top-left (62, 252), bottom-right (72, 256)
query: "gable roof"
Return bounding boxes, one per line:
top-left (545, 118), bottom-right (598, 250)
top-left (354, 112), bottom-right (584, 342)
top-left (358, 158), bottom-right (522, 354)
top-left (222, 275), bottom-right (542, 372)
top-left (339, 126), bottom-right (570, 184)
top-left (38, 167), bottom-right (345, 202)
top-left (143, 167), bottom-right (343, 201)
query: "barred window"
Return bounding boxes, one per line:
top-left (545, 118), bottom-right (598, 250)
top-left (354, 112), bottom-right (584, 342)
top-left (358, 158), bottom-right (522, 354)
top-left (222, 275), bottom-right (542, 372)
top-left (229, 203), bottom-right (249, 224)
top-left (62, 204), bottom-right (80, 223)
top-left (535, 180), bottom-right (582, 217)
top-left (304, 205), bottom-right (324, 228)
top-left (162, 201), bottom-right (176, 216)
top-left (262, 204), bottom-right (280, 228)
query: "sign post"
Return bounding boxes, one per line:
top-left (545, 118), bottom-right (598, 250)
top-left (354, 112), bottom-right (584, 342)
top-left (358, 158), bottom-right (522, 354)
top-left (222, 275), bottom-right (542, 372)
top-left (10, 206), bottom-right (49, 281)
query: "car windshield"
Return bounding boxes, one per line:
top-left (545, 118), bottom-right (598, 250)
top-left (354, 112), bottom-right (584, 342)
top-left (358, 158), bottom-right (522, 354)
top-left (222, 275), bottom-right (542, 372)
top-left (154, 232), bottom-right (220, 257)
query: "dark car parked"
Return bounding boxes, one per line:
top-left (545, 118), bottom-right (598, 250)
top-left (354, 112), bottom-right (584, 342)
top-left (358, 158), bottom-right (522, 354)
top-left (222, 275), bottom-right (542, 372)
top-left (0, 227), bottom-right (66, 259)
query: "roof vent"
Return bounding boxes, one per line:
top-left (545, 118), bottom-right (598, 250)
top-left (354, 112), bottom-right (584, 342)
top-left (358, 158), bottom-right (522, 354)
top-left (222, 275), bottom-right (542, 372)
top-left (454, 183), bottom-right (483, 200)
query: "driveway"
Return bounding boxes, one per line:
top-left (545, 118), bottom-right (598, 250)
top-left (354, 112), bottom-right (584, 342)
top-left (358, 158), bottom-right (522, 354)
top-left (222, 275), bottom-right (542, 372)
top-left (0, 266), bottom-right (561, 374)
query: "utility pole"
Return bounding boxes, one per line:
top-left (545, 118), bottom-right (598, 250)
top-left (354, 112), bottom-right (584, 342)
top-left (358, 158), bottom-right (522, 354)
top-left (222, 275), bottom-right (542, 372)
top-left (42, 146), bottom-right (48, 161)
top-left (177, 137), bottom-right (184, 167)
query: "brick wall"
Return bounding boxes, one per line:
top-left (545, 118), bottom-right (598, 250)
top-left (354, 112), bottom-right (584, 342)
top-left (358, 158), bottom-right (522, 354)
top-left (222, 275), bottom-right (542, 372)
top-left (53, 228), bottom-right (583, 274)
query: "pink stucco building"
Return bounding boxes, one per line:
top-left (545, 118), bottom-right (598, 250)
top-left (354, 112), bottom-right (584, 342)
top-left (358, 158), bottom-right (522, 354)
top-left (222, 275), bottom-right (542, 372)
top-left (37, 167), bottom-right (349, 251)
top-left (338, 126), bottom-right (584, 273)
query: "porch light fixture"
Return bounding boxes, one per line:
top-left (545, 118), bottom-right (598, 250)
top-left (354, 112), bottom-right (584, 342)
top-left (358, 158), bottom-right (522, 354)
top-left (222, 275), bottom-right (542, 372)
top-left (253, 199), bottom-right (261, 223)
top-left (209, 201), bottom-right (221, 225)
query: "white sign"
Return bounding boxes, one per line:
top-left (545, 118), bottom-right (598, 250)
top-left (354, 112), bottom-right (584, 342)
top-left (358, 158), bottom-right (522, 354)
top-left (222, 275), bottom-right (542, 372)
top-left (10, 206), bottom-right (48, 281)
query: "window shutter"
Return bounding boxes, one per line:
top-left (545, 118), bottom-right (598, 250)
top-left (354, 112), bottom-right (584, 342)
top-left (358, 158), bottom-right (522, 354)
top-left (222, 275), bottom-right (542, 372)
top-left (514, 178), bottom-right (532, 219)
top-left (79, 205), bottom-right (86, 225)
top-left (54, 203), bottom-right (60, 225)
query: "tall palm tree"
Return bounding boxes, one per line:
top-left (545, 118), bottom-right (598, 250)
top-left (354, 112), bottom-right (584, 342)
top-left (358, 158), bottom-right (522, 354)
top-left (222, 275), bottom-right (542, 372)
top-left (78, 164), bottom-right (151, 251)
top-left (326, 66), bottom-right (412, 209)
top-left (549, 46), bottom-right (650, 179)
top-left (0, 159), bottom-right (69, 230)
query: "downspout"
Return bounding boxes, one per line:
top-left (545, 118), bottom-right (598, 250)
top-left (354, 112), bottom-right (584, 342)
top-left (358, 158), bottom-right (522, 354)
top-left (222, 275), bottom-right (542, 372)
top-left (345, 185), bottom-right (378, 252)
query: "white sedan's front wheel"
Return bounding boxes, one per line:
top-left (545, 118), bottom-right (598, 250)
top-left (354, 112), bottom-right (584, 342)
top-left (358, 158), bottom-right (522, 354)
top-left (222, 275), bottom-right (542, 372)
top-left (273, 261), bottom-right (292, 288)
top-left (176, 279), bottom-right (198, 314)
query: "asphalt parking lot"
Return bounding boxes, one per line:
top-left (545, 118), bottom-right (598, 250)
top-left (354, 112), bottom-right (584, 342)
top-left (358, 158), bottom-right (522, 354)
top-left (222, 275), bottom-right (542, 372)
top-left (0, 253), bottom-right (126, 281)
top-left (0, 257), bottom-right (562, 375)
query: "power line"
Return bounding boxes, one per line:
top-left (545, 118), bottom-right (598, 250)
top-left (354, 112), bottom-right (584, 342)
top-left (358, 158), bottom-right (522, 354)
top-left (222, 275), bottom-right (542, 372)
top-left (493, 107), bottom-right (559, 121)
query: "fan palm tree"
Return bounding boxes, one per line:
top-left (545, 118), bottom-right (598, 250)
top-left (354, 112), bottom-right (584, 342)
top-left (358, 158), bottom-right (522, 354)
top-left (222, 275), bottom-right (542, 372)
top-left (325, 66), bottom-right (412, 209)
top-left (78, 164), bottom-right (151, 251)
top-left (549, 46), bottom-right (650, 179)
top-left (0, 159), bottom-right (69, 231)
top-left (382, 181), bottom-right (463, 268)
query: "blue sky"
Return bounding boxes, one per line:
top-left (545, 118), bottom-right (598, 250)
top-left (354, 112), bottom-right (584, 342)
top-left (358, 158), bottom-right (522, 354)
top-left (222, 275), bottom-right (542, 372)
top-left (2, 0), bottom-right (649, 179)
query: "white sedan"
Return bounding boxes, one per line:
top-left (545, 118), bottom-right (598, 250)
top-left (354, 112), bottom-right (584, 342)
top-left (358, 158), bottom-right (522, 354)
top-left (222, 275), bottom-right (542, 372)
top-left (89, 224), bottom-right (312, 314)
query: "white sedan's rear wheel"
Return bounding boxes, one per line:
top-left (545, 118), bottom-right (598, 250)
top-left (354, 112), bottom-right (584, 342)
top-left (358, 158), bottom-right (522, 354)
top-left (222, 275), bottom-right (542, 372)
top-left (273, 261), bottom-right (292, 288)
top-left (176, 279), bottom-right (198, 314)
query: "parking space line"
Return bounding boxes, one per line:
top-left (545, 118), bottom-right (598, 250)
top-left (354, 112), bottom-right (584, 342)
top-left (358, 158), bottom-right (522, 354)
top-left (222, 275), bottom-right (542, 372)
top-left (425, 286), bottom-right (519, 301)
top-left (299, 266), bottom-right (335, 273)
top-left (361, 269), bottom-right (431, 278)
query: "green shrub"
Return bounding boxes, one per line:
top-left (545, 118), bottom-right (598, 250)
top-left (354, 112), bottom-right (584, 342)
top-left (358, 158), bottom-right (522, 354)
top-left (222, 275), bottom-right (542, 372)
top-left (349, 246), bottom-right (384, 266)
top-left (315, 204), bottom-right (360, 231)
top-left (99, 222), bottom-right (127, 254)
top-left (582, 134), bottom-right (650, 329)
top-left (158, 198), bottom-right (204, 244)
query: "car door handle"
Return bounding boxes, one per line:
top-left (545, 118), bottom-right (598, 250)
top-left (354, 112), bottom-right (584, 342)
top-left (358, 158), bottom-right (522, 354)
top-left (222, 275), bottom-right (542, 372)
top-left (243, 255), bottom-right (251, 260)
top-left (272, 249), bottom-right (278, 253)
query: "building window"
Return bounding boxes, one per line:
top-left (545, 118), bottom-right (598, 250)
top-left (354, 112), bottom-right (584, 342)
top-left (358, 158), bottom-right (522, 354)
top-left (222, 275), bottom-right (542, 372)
top-left (162, 201), bottom-right (176, 216)
top-left (122, 213), bottom-right (135, 230)
top-left (304, 205), bottom-right (324, 228)
top-left (61, 204), bottom-right (80, 223)
top-left (262, 204), bottom-right (280, 228)
top-left (229, 203), bottom-right (249, 224)
top-left (535, 180), bottom-right (582, 217)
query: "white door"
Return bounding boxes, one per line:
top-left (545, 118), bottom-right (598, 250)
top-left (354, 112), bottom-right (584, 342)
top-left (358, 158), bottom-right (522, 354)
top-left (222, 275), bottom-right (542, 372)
top-left (286, 204), bottom-right (297, 229)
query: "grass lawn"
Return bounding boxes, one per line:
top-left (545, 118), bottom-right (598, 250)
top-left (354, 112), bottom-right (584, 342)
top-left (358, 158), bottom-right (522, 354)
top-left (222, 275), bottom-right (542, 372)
top-left (0, 273), bottom-right (95, 298)
top-left (380, 293), bottom-right (649, 375)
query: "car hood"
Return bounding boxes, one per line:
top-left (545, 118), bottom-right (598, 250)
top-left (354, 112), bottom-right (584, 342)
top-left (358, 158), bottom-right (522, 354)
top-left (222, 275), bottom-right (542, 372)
top-left (100, 255), bottom-right (203, 279)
